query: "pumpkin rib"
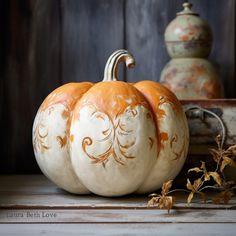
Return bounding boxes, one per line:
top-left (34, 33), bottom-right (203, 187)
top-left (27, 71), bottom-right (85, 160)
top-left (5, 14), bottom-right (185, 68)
top-left (39, 82), bottom-right (93, 111)
top-left (33, 82), bottom-right (93, 194)
top-left (134, 80), bottom-right (189, 193)
top-left (134, 80), bottom-right (184, 149)
top-left (73, 81), bottom-right (153, 120)
top-left (69, 81), bottom-right (158, 196)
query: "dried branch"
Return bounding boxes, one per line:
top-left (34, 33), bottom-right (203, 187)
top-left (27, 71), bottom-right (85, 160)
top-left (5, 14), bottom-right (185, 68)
top-left (148, 134), bottom-right (236, 211)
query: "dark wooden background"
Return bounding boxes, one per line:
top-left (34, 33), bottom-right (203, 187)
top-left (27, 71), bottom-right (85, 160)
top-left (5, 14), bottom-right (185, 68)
top-left (0, 0), bottom-right (235, 174)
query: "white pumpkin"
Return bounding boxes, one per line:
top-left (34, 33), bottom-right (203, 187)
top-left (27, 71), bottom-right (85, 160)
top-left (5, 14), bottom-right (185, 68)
top-left (32, 49), bottom-right (189, 196)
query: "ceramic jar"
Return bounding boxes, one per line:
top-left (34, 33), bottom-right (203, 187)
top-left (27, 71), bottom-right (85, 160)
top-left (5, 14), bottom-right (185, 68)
top-left (160, 2), bottom-right (224, 99)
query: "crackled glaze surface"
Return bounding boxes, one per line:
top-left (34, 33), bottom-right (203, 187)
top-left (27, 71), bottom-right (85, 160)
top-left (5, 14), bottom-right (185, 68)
top-left (32, 50), bottom-right (189, 196)
top-left (160, 58), bottom-right (224, 99)
top-left (165, 2), bottom-right (212, 58)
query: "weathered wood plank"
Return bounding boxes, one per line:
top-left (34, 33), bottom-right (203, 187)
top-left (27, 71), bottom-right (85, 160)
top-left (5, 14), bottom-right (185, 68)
top-left (125, 0), bottom-right (180, 82)
top-left (0, 0), bottom-right (235, 175)
top-left (1, 193), bottom-right (235, 209)
top-left (191, 0), bottom-right (235, 98)
top-left (125, 0), bottom-right (235, 98)
top-left (61, 0), bottom-right (125, 83)
top-left (0, 0), bottom-right (62, 174)
top-left (0, 175), bottom-right (148, 209)
top-left (1, 223), bottom-right (236, 236)
top-left (0, 175), bottom-right (59, 194)
top-left (0, 175), bottom-right (236, 209)
top-left (181, 99), bottom-right (236, 155)
top-left (0, 208), bottom-right (236, 223)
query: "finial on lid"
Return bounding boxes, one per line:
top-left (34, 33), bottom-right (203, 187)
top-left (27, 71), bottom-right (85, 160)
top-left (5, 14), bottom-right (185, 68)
top-left (183, 2), bottom-right (192, 11)
top-left (177, 2), bottom-right (199, 16)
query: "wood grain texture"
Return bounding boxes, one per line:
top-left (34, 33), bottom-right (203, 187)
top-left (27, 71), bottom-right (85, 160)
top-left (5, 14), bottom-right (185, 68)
top-left (1, 223), bottom-right (236, 236)
top-left (0, 0), bottom-right (125, 174)
top-left (0, 0), bottom-right (62, 174)
top-left (0, 175), bottom-right (236, 209)
top-left (61, 0), bottom-right (125, 83)
top-left (191, 0), bottom-right (235, 98)
top-left (125, 0), bottom-right (181, 82)
top-left (1, 175), bottom-right (236, 234)
top-left (0, 0), bottom-right (235, 174)
top-left (125, 0), bottom-right (235, 97)
top-left (1, 208), bottom-right (236, 223)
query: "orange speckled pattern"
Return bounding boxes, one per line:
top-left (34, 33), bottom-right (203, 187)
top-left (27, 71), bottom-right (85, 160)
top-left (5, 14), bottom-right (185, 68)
top-left (40, 82), bottom-right (93, 112)
top-left (200, 79), bottom-right (222, 98)
top-left (159, 132), bottom-right (169, 145)
top-left (180, 34), bottom-right (189, 41)
top-left (134, 80), bottom-right (183, 148)
top-left (70, 134), bottom-right (74, 143)
top-left (39, 82), bottom-right (93, 142)
top-left (160, 58), bottom-right (223, 99)
top-left (73, 81), bottom-right (151, 120)
top-left (134, 80), bottom-right (182, 117)
top-left (37, 80), bottom-right (183, 154)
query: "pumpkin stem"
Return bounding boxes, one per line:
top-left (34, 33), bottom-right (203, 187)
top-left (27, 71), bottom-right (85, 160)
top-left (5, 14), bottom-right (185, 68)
top-left (103, 49), bottom-right (135, 81)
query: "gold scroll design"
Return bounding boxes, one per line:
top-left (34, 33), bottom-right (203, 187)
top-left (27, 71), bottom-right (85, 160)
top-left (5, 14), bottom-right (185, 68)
top-left (81, 108), bottom-right (142, 166)
top-left (33, 106), bottom-right (56, 154)
top-left (157, 98), bottom-right (187, 161)
top-left (33, 123), bottom-right (50, 154)
top-left (34, 104), bottom-right (72, 154)
top-left (170, 133), bottom-right (188, 161)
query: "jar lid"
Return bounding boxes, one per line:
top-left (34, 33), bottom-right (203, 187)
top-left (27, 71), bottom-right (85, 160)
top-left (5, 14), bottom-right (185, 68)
top-left (177, 2), bottom-right (199, 16)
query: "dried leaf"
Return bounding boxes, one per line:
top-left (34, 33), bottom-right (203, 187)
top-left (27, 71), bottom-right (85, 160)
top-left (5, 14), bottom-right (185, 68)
top-left (159, 196), bottom-right (175, 213)
top-left (213, 191), bottom-right (234, 204)
top-left (187, 192), bottom-right (194, 204)
top-left (186, 179), bottom-right (194, 192)
top-left (161, 180), bottom-right (173, 196)
top-left (220, 159), bottom-right (228, 173)
top-left (193, 178), bottom-right (202, 191)
top-left (186, 180), bottom-right (206, 204)
top-left (148, 180), bottom-right (175, 212)
top-left (209, 172), bottom-right (222, 186)
top-left (199, 161), bottom-right (212, 181)
top-left (188, 167), bottom-right (203, 173)
top-left (204, 172), bottom-right (211, 181)
top-left (210, 148), bottom-right (221, 163)
top-left (200, 161), bottom-right (207, 171)
top-left (148, 195), bottom-right (175, 213)
top-left (226, 144), bottom-right (236, 153)
top-left (223, 156), bottom-right (236, 168)
top-left (154, 135), bottom-right (236, 208)
top-left (186, 178), bottom-right (202, 204)
top-left (148, 195), bottom-right (160, 207)
top-left (220, 156), bottom-right (236, 173)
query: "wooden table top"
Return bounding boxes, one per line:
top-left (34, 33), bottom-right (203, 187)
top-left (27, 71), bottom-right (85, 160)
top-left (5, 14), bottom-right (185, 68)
top-left (0, 175), bottom-right (236, 235)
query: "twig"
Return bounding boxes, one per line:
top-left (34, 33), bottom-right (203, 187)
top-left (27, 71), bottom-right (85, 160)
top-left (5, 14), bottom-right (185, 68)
top-left (168, 189), bottom-right (190, 194)
top-left (199, 185), bottom-right (223, 192)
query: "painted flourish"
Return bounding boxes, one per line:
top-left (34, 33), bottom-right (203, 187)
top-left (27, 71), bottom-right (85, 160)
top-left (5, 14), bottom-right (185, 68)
top-left (32, 49), bottom-right (189, 197)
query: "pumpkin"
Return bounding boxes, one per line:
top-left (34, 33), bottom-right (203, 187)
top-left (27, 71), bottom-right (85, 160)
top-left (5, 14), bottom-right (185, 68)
top-left (32, 49), bottom-right (189, 196)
